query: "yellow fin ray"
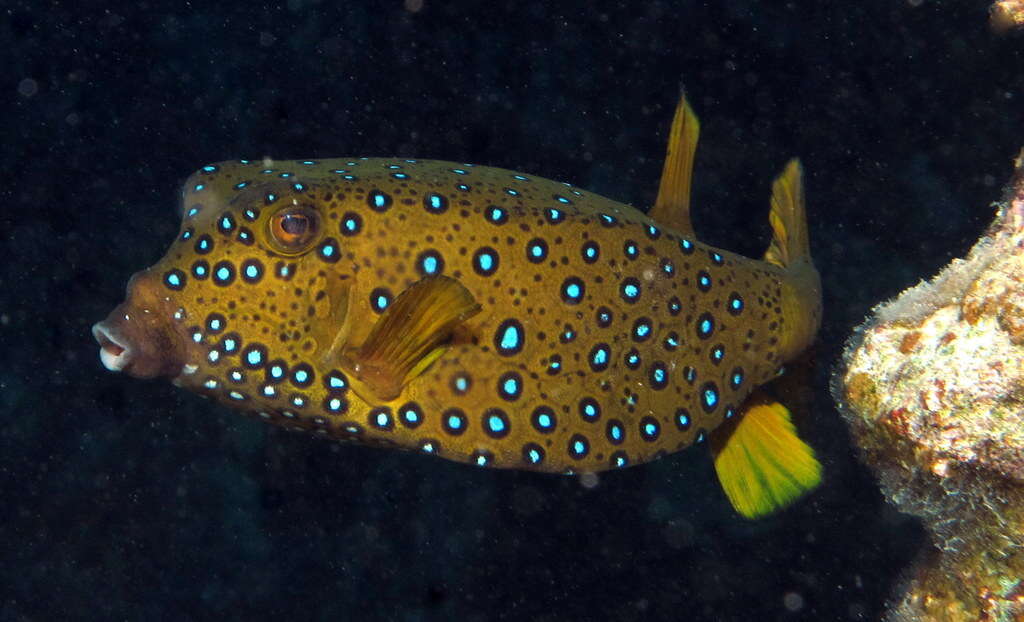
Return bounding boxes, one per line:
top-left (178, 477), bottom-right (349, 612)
top-left (339, 275), bottom-right (481, 403)
top-left (710, 399), bottom-right (822, 519)
top-left (764, 159), bottom-right (810, 268)
top-left (650, 94), bottom-right (700, 235)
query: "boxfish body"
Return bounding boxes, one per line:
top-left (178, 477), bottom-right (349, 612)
top-left (94, 96), bottom-right (822, 518)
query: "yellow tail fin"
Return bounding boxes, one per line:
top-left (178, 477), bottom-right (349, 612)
top-left (763, 159), bottom-right (810, 269)
top-left (650, 94), bottom-right (700, 235)
top-left (710, 398), bottom-right (822, 519)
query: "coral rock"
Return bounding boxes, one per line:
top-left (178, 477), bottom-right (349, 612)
top-left (835, 149), bottom-right (1024, 621)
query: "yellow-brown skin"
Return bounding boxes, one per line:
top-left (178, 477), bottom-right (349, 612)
top-left (114, 157), bottom-right (820, 474)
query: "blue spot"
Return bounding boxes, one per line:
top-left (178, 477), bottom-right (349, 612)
top-left (455, 377), bottom-right (468, 393)
top-left (451, 168), bottom-right (468, 175)
top-left (270, 365), bottom-right (285, 379)
top-left (627, 352), bottom-right (639, 366)
top-left (322, 244), bottom-right (335, 257)
top-left (374, 194), bottom-right (386, 208)
top-left (554, 195), bottom-right (571, 204)
top-left (610, 424), bottom-right (623, 440)
top-left (391, 173), bottom-right (408, 180)
top-left (386, 164), bottom-right (402, 169)
top-left (504, 188), bottom-right (519, 196)
top-left (202, 165), bottom-right (216, 172)
top-left (495, 320), bottom-right (524, 355)
top-left (701, 318), bottom-right (712, 334)
top-left (622, 282), bottom-right (640, 300)
top-left (538, 414), bottom-right (551, 427)
top-left (680, 239), bottom-right (694, 252)
top-left (486, 206), bottom-right (507, 224)
top-left (513, 174), bottom-right (529, 181)
top-left (502, 377), bottom-right (518, 396)
top-left (635, 322), bottom-right (650, 339)
top-left (488, 415), bottom-right (506, 433)
top-left (599, 214), bottom-right (617, 226)
top-left (704, 388), bottom-right (718, 408)
top-left (245, 264), bottom-right (259, 279)
top-left (376, 412), bottom-right (390, 427)
top-left (591, 346), bottom-right (608, 366)
top-left (294, 369), bottom-right (308, 383)
top-left (448, 414), bottom-right (463, 429)
top-left (187, 207), bottom-right (200, 218)
top-left (422, 255), bottom-right (438, 274)
top-left (216, 266), bottom-right (231, 281)
top-left (165, 272), bottom-right (182, 288)
top-left (653, 368), bottom-right (665, 383)
top-left (301, 160), bottom-right (316, 165)
top-left (477, 252), bottom-right (494, 271)
top-left (456, 183), bottom-right (470, 191)
top-left (645, 422), bottom-right (657, 436)
top-left (293, 183), bottom-right (305, 192)
top-left (527, 448), bottom-right (542, 464)
top-left (573, 440), bottom-right (585, 454)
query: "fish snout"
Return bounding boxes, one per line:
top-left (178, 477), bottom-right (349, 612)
top-left (93, 270), bottom-right (188, 379)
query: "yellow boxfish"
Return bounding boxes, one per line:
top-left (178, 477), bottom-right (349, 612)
top-left (93, 95), bottom-right (822, 518)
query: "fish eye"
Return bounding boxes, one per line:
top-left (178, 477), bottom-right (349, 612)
top-left (267, 205), bottom-right (321, 254)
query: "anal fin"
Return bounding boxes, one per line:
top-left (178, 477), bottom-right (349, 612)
top-left (338, 275), bottom-right (481, 403)
top-left (710, 394), bottom-right (822, 519)
top-left (650, 94), bottom-right (700, 235)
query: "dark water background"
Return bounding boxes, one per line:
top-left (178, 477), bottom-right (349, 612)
top-left (4, 1), bottom-right (1023, 620)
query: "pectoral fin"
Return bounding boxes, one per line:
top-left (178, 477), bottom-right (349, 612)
top-left (710, 394), bottom-right (822, 519)
top-left (338, 275), bottom-right (481, 403)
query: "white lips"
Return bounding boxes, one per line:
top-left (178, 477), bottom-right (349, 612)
top-left (92, 322), bottom-right (131, 372)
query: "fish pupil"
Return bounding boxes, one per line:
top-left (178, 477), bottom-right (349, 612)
top-left (281, 215), bottom-right (308, 234)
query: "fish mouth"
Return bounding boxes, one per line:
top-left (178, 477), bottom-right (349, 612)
top-left (93, 321), bottom-right (132, 373)
top-left (92, 304), bottom-right (189, 380)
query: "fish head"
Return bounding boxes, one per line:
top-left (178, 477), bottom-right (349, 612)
top-left (93, 161), bottom-right (354, 398)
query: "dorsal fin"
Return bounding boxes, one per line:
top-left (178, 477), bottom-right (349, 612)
top-left (650, 94), bottom-right (700, 235)
top-left (764, 159), bottom-right (810, 268)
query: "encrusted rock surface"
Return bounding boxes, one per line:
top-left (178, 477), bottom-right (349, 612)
top-left (836, 150), bottom-right (1024, 621)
